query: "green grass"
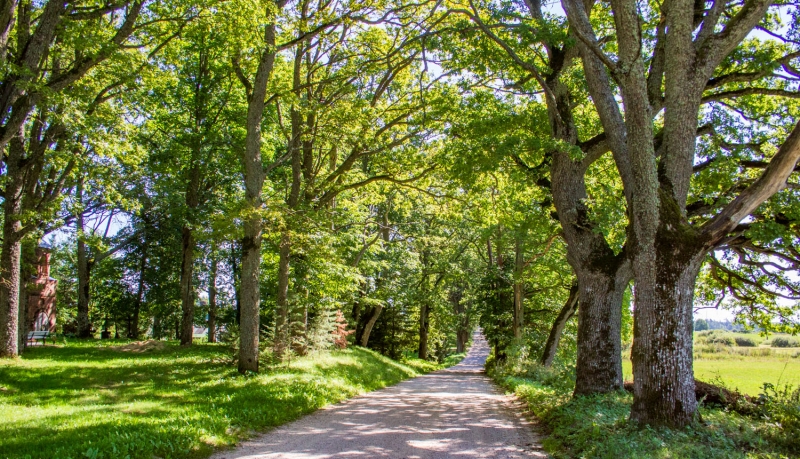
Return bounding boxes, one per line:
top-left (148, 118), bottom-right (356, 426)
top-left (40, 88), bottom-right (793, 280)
top-left (0, 340), bottom-right (444, 459)
top-left (493, 369), bottom-right (798, 458)
top-left (620, 333), bottom-right (800, 395)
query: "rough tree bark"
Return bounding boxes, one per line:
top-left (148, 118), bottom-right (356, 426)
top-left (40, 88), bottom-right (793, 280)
top-left (179, 158), bottom-right (201, 346)
top-left (559, 0), bottom-right (780, 425)
top-left (467, 0), bottom-right (632, 395)
top-left (238, 18), bottom-right (279, 373)
top-left (417, 247), bottom-right (433, 360)
top-left (573, 265), bottom-right (629, 394)
top-left (540, 281), bottom-right (578, 367)
top-left (274, 45), bottom-right (306, 357)
top-left (0, 1), bottom-right (144, 354)
top-left (1, 131), bottom-right (28, 355)
top-left (550, 128), bottom-right (631, 394)
top-left (0, 188), bottom-right (21, 356)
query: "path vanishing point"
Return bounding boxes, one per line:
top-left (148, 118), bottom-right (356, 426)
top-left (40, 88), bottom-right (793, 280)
top-left (213, 331), bottom-right (547, 458)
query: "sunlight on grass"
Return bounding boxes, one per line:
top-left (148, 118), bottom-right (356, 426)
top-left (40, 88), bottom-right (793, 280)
top-left (0, 342), bottom-right (442, 459)
top-left (622, 332), bottom-right (800, 396)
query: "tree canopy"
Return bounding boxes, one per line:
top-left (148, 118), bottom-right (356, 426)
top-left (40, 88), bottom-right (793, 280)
top-left (2, 0), bottom-right (800, 429)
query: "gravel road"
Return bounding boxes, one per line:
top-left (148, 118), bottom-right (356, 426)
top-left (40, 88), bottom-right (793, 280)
top-left (212, 332), bottom-right (546, 458)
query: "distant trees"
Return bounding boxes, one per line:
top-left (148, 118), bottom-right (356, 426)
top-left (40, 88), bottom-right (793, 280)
top-left (0, 0), bottom-right (195, 356)
top-left (455, 0), bottom-right (800, 426)
top-left (4, 0), bottom-right (800, 437)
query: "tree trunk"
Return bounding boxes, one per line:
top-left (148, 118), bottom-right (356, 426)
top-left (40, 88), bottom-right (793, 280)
top-left (179, 225), bottom-right (195, 346)
top-left (130, 236), bottom-right (148, 339)
top-left (552, 145), bottom-right (631, 395)
top-left (573, 267), bottom-right (629, 395)
top-left (18, 285), bottom-right (27, 352)
top-left (179, 123), bottom-right (202, 346)
top-left (1, 138), bottom-right (25, 356)
top-left (359, 208), bottom-right (391, 348)
top-left (630, 212), bottom-right (706, 426)
top-left (290, 256), bottom-right (308, 355)
top-left (230, 242), bottom-right (240, 325)
top-left (450, 283), bottom-right (469, 353)
top-left (75, 179), bottom-right (93, 338)
top-left (360, 304), bottom-right (383, 347)
top-left (237, 21), bottom-right (279, 374)
top-left (208, 252), bottom-right (218, 343)
top-left (418, 302), bottom-right (429, 360)
top-left (351, 288), bottom-right (363, 340)
top-left (541, 281), bottom-right (578, 367)
top-left (457, 329), bottom-right (470, 353)
top-left (274, 230), bottom-right (291, 356)
top-left (76, 237), bottom-right (92, 338)
top-left (512, 238), bottom-right (524, 340)
top-left (152, 314), bottom-right (162, 340)
top-left (239, 212), bottom-right (262, 372)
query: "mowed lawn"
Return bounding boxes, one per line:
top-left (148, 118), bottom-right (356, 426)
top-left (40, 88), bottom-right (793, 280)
top-left (0, 341), bottom-right (439, 459)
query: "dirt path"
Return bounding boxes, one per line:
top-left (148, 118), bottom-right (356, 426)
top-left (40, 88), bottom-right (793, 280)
top-left (213, 332), bottom-right (546, 458)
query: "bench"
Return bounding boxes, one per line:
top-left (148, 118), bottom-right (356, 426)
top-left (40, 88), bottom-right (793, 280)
top-left (26, 330), bottom-right (54, 346)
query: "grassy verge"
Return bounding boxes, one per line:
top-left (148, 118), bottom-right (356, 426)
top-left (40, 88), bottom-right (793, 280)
top-left (491, 365), bottom-right (798, 458)
top-left (0, 341), bottom-right (446, 459)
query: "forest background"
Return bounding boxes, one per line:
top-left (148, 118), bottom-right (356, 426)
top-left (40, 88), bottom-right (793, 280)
top-left (2, 0), bottom-right (800, 457)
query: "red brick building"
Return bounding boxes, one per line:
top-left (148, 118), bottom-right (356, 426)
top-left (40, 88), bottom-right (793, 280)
top-left (26, 247), bottom-right (57, 333)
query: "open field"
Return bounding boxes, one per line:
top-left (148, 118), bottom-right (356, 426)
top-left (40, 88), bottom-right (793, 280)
top-left (0, 341), bottom-right (449, 459)
top-left (622, 331), bottom-right (800, 395)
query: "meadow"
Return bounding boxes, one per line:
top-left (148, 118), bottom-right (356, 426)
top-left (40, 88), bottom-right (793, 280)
top-left (0, 340), bottom-right (454, 459)
top-left (622, 330), bottom-right (800, 395)
top-left (490, 330), bottom-right (800, 459)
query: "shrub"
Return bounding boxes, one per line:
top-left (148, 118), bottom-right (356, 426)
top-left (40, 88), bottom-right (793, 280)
top-left (332, 310), bottom-right (354, 349)
top-left (307, 309), bottom-right (337, 351)
top-left (706, 334), bottom-right (735, 346)
top-left (771, 337), bottom-right (800, 348)
top-left (734, 336), bottom-right (757, 347)
top-left (759, 383), bottom-right (800, 447)
top-left (218, 322), bottom-right (240, 364)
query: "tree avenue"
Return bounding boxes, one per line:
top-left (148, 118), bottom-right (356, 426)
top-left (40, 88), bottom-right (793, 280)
top-left (2, 0), bottom-right (800, 442)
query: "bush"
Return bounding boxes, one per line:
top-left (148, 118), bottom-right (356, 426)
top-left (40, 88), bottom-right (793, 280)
top-left (771, 337), bottom-right (800, 348)
top-left (218, 322), bottom-right (240, 364)
top-left (734, 336), bottom-right (757, 347)
top-left (706, 334), bottom-right (735, 346)
top-left (759, 383), bottom-right (800, 444)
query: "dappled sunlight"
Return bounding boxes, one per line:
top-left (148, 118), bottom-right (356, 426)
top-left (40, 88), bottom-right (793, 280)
top-left (213, 332), bottom-right (545, 459)
top-left (0, 342), bottom-right (428, 459)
